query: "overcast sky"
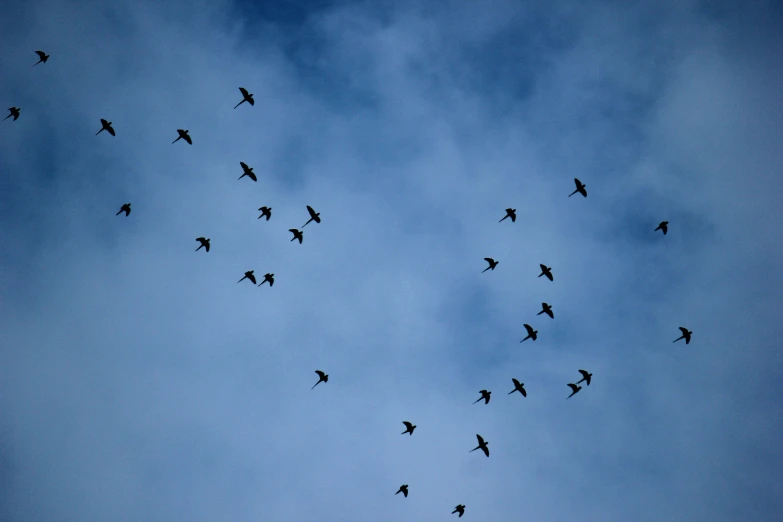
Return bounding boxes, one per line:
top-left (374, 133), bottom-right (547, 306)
top-left (1, 0), bottom-right (782, 520)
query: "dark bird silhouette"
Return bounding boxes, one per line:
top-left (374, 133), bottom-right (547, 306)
top-left (395, 485), bottom-right (408, 497)
top-left (172, 129), bottom-right (192, 145)
top-left (258, 273), bottom-right (274, 287)
top-left (234, 87), bottom-right (254, 109)
top-left (33, 50), bottom-right (49, 66)
top-left (482, 258), bottom-right (499, 273)
top-left (312, 370), bottom-right (328, 389)
top-left (538, 264), bottom-right (553, 281)
top-left (655, 221), bottom-right (669, 235)
top-left (508, 378), bottom-right (527, 397)
top-left (96, 118), bottom-right (115, 136)
top-left (576, 369), bottom-right (592, 386)
top-left (520, 323), bottom-right (538, 343)
top-left (569, 178), bottom-right (587, 197)
top-left (4, 107), bottom-right (20, 121)
top-left (499, 208), bottom-right (516, 223)
top-left (470, 434), bottom-right (489, 457)
top-left (452, 505), bottom-right (466, 517)
top-left (473, 390), bottom-right (491, 405)
top-left (567, 383), bottom-right (582, 399)
top-left (673, 326), bottom-right (693, 345)
top-left (401, 421), bottom-right (416, 435)
top-left (537, 302), bottom-right (554, 319)
top-left (257, 206), bottom-right (272, 220)
top-left (195, 237), bottom-right (210, 252)
top-left (302, 205), bottom-right (321, 227)
top-left (290, 229), bottom-right (303, 244)
top-left (238, 161), bottom-right (257, 182)
top-left (116, 203), bottom-right (131, 216)
top-left (237, 270), bottom-right (256, 284)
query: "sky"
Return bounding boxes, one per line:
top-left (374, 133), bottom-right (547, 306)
top-left (1, 0), bottom-right (782, 520)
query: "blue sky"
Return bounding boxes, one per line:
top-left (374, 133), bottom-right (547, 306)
top-left (1, 0), bottom-right (782, 520)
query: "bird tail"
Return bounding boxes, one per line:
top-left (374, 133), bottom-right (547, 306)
top-left (234, 101), bottom-right (243, 109)
top-left (172, 138), bottom-right (179, 144)
top-left (508, 390), bottom-right (515, 395)
top-left (33, 61), bottom-right (41, 67)
top-left (96, 129), bottom-right (102, 135)
top-left (481, 268), bottom-right (489, 273)
top-left (472, 398), bottom-right (481, 404)
top-left (311, 381), bottom-right (320, 390)
top-left (536, 311), bottom-right (543, 315)
top-left (3, 114), bottom-right (10, 120)
top-left (568, 190), bottom-right (576, 197)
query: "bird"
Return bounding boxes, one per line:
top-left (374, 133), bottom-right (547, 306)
top-left (537, 302), bottom-right (554, 318)
top-left (576, 369), bottom-right (592, 386)
top-left (238, 162), bottom-right (257, 182)
top-left (538, 264), bottom-right (553, 281)
top-left (655, 221), bottom-right (669, 235)
top-left (520, 323), bottom-right (538, 343)
top-left (195, 237), bottom-right (210, 252)
top-left (257, 206), bottom-right (272, 220)
top-left (569, 178), bottom-right (587, 197)
top-left (473, 390), bottom-right (491, 405)
top-left (172, 129), bottom-right (192, 145)
top-left (508, 378), bottom-right (527, 397)
top-left (673, 326), bottom-right (693, 345)
top-left (95, 118), bottom-right (115, 136)
top-left (452, 505), bottom-right (466, 517)
top-left (395, 485), bottom-right (408, 497)
top-left (567, 383), bottom-right (582, 399)
top-left (33, 50), bottom-right (49, 66)
top-left (258, 273), bottom-right (274, 287)
top-left (302, 205), bottom-right (321, 227)
top-left (116, 203), bottom-right (131, 216)
top-left (289, 229), bottom-right (303, 244)
top-left (312, 370), bottom-right (328, 389)
top-left (469, 434), bottom-right (489, 457)
top-left (234, 87), bottom-right (254, 109)
top-left (4, 107), bottom-right (20, 121)
top-left (499, 208), bottom-right (516, 223)
top-left (401, 421), bottom-right (416, 435)
top-left (482, 258), bottom-right (499, 273)
top-left (237, 270), bottom-right (256, 284)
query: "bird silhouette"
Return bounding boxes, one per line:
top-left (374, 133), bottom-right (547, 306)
top-left (195, 237), bottom-right (210, 252)
top-left (576, 369), bottom-right (592, 386)
top-left (238, 162), bottom-right (257, 182)
top-left (290, 229), bottom-right (303, 244)
top-left (401, 421), bottom-right (416, 435)
top-left (258, 273), bottom-right (274, 287)
top-left (520, 323), bottom-right (538, 343)
top-left (312, 370), bottom-right (328, 389)
top-left (673, 326), bottom-right (693, 345)
top-left (395, 485), bottom-right (408, 497)
top-left (257, 206), bottom-right (272, 220)
top-left (4, 107), bottom-right (20, 121)
top-left (234, 87), bottom-right (254, 109)
top-left (567, 383), bottom-right (582, 399)
top-left (470, 434), bottom-right (489, 457)
top-left (499, 208), bottom-right (516, 223)
top-left (33, 50), bottom-right (49, 66)
top-left (538, 264), bottom-right (553, 281)
top-left (116, 203), bottom-right (131, 216)
top-left (508, 378), bottom-right (527, 397)
top-left (237, 270), bottom-right (256, 284)
top-left (482, 258), bottom-right (499, 273)
top-left (537, 302), bottom-right (554, 318)
top-left (452, 505), bottom-right (466, 517)
top-left (302, 205), bottom-right (321, 227)
top-left (95, 118), bottom-right (115, 136)
top-left (172, 129), bottom-right (192, 145)
top-left (569, 178), bottom-right (587, 197)
top-left (655, 221), bottom-right (669, 235)
top-left (473, 390), bottom-right (491, 404)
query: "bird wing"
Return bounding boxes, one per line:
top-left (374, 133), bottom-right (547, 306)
top-left (315, 370), bottom-right (325, 379)
top-left (512, 378), bottom-right (520, 387)
top-left (546, 272), bottom-right (553, 281)
top-left (574, 178), bottom-right (581, 185)
top-left (403, 421), bottom-right (413, 429)
top-left (476, 434), bottom-right (485, 445)
top-left (307, 205), bottom-right (317, 218)
top-left (101, 118), bottom-right (108, 125)
top-left (289, 229), bottom-right (298, 235)
top-left (249, 172), bottom-right (257, 181)
top-left (484, 258), bottom-right (494, 264)
top-left (248, 274), bottom-right (257, 284)
top-left (521, 388), bottom-right (527, 397)
top-left (679, 326), bottom-right (689, 335)
top-left (524, 324), bottom-right (534, 335)
top-left (568, 383), bottom-right (578, 392)
top-left (248, 97), bottom-right (255, 105)
top-left (579, 370), bottom-right (589, 379)
top-left (108, 127), bottom-right (115, 136)
top-left (197, 237), bottom-right (206, 242)
top-left (240, 161), bottom-right (249, 170)
top-left (205, 243), bottom-right (210, 252)
top-left (268, 277), bottom-right (274, 286)
top-left (482, 446), bottom-right (489, 457)
top-left (239, 87), bottom-right (249, 97)
top-left (36, 50), bottom-right (45, 58)
top-left (540, 264), bottom-right (547, 271)
top-left (184, 134), bottom-right (192, 144)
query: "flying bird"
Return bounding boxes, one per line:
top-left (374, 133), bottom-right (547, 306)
top-left (473, 390), bottom-right (491, 405)
top-left (302, 205), bottom-right (321, 227)
top-left (569, 178), bottom-right (587, 197)
top-left (289, 229), bottom-right (303, 244)
top-left (116, 203), bottom-right (131, 216)
top-left (238, 162), bottom-right (257, 182)
top-left (401, 421), bottom-right (416, 435)
top-left (234, 87), bottom-right (254, 109)
top-left (508, 378), bottom-right (527, 397)
top-left (395, 485), bottom-right (408, 497)
top-left (576, 369), bottom-right (592, 386)
top-left (195, 237), bottom-right (210, 252)
top-left (312, 370), bottom-right (328, 389)
top-left (470, 434), bottom-right (489, 457)
top-left (96, 118), bottom-right (115, 136)
top-left (537, 302), bottom-right (554, 319)
top-left (655, 221), bottom-right (669, 235)
top-left (499, 208), bottom-right (516, 223)
top-left (482, 258), bottom-right (499, 273)
top-left (673, 326), bottom-right (693, 345)
top-left (33, 50), bottom-right (49, 66)
top-left (172, 129), bottom-right (192, 145)
top-left (520, 323), bottom-right (538, 343)
top-left (4, 107), bottom-right (20, 121)
top-left (257, 206), bottom-right (272, 220)
top-left (237, 270), bottom-right (256, 284)
top-left (452, 505), bottom-right (466, 517)
top-left (258, 273), bottom-right (274, 287)
top-left (567, 383), bottom-right (582, 399)
top-left (538, 264), bottom-right (553, 281)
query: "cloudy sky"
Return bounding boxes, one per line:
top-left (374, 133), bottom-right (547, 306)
top-left (1, 0), bottom-right (782, 520)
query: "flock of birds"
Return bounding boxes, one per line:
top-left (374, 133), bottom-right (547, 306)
top-left (5, 49), bottom-right (697, 519)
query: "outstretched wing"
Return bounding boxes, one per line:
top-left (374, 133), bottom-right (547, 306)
top-left (540, 263), bottom-right (547, 271)
top-left (568, 383), bottom-right (578, 392)
top-left (184, 134), bottom-right (192, 144)
top-left (524, 324), bottom-right (534, 335)
top-left (240, 161), bottom-right (249, 171)
top-left (484, 258), bottom-right (494, 265)
top-left (307, 205), bottom-right (317, 218)
top-left (403, 421), bottom-right (413, 429)
top-left (239, 87), bottom-right (249, 97)
top-left (315, 370), bottom-right (326, 379)
top-left (512, 378), bottom-right (521, 387)
top-left (35, 50), bottom-right (46, 59)
top-left (578, 369), bottom-right (589, 379)
top-left (197, 237), bottom-right (206, 242)
top-left (574, 178), bottom-right (582, 186)
top-left (476, 434), bottom-right (485, 445)
top-left (248, 274), bottom-right (257, 284)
